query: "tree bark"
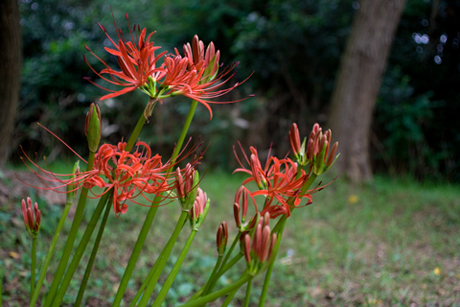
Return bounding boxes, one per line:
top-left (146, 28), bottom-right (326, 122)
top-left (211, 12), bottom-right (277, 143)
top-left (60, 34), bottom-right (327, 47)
top-left (328, 0), bottom-right (406, 182)
top-left (0, 0), bottom-right (22, 167)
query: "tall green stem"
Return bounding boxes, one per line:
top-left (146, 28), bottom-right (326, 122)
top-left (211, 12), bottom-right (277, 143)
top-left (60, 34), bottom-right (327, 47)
top-left (221, 288), bottom-right (238, 307)
top-left (125, 112), bottom-right (147, 152)
top-left (243, 277), bottom-right (253, 307)
top-left (259, 173), bottom-right (317, 306)
top-left (217, 254), bottom-right (243, 280)
top-left (129, 251), bottom-right (165, 307)
top-left (137, 211), bottom-right (189, 307)
top-left (258, 220), bottom-right (286, 307)
top-left (178, 273), bottom-right (251, 307)
top-left (30, 238), bottom-right (36, 296)
top-left (43, 152), bottom-right (95, 307)
top-left (201, 255), bottom-right (222, 297)
top-left (74, 197), bottom-right (112, 307)
top-left (205, 232), bottom-right (241, 295)
top-left (50, 191), bottom-right (110, 307)
top-left (112, 100), bottom-right (198, 307)
top-left (170, 100), bottom-right (198, 164)
top-left (29, 199), bottom-right (73, 307)
top-left (152, 229), bottom-right (198, 307)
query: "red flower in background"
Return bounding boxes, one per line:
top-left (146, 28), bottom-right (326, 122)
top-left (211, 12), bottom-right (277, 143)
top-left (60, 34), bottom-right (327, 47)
top-left (233, 144), bottom-right (311, 218)
top-left (84, 13), bottom-right (166, 100)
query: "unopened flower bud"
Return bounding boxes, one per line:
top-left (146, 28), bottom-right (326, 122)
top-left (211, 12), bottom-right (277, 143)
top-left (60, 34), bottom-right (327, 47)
top-left (85, 103), bottom-right (101, 153)
top-left (250, 154), bottom-right (265, 189)
top-left (289, 123), bottom-right (301, 157)
top-left (233, 203), bottom-right (241, 227)
top-left (190, 188), bottom-right (210, 229)
top-left (243, 234), bottom-right (251, 264)
top-left (183, 169), bottom-right (199, 210)
top-left (326, 142), bottom-right (339, 167)
top-left (234, 186), bottom-right (250, 228)
top-left (216, 221), bottom-right (228, 256)
top-left (21, 197), bottom-right (41, 238)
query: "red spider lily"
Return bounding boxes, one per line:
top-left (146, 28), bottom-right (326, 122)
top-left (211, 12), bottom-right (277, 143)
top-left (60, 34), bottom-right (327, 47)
top-left (84, 13), bottom-right (166, 100)
top-left (159, 35), bottom-right (253, 119)
top-left (83, 141), bottom-right (175, 216)
top-left (20, 125), bottom-right (199, 217)
top-left (234, 144), bottom-right (312, 218)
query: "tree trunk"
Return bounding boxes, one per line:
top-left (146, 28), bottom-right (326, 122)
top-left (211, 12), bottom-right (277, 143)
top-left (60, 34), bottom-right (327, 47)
top-left (0, 0), bottom-right (22, 167)
top-left (328, 0), bottom-right (406, 182)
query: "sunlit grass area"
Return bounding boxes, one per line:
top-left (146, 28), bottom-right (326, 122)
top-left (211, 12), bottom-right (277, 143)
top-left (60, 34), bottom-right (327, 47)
top-left (1, 169), bottom-right (459, 306)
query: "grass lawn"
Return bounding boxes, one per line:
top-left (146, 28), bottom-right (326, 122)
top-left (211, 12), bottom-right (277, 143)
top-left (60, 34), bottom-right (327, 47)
top-left (0, 167), bottom-right (459, 306)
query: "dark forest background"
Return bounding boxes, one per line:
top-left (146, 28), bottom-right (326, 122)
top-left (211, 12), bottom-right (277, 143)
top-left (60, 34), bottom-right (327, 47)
top-left (2, 0), bottom-right (460, 182)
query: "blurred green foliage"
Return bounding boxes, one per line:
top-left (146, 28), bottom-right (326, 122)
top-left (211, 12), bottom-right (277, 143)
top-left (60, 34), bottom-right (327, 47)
top-left (13, 0), bottom-right (460, 181)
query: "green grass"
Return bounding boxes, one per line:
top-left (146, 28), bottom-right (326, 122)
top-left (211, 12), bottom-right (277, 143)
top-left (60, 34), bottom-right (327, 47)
top-left (1, 170), bottom-right (459, 306)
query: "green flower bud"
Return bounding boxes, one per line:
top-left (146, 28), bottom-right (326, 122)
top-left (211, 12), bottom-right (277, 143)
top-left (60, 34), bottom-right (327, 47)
top-left (85, 103), bottom-right (101, 153)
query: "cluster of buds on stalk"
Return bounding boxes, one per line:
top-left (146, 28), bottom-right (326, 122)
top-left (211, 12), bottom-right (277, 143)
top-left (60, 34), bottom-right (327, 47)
top-left (85, 103), bottom-right (101, 153)
top-left (233, 186), bottom-right (251, 230)
top-left (175, 163), bottom-right (200, 210)
top-left (183, 34), bottom-right (220, 84)
top-left (216, 221), bottom-right (228, 256)
top-left (242, 213), bottom-right (277, 275)
top-left (289, 123), bottom-right (339, 175)
top-left (189, 188), bottom-right (210, 230)
top-left (21, 197), bottom-right (41, 238)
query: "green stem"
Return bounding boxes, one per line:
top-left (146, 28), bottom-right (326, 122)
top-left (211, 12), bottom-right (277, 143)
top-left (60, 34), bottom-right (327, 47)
top-left (74, 197), bottom-right (112, 307)
top-left (152, 229), bottom-right (198, 307)
top-left (129, 251), bottom-right (164, 307)
top-left (258, 219), bottom-right (286, 307)
top-left (29, 200), bottom-right (73, 307)
top-left (137, 211), bottom-right (189, 307)
top-left (125, 112), bottom-right (147, 153)
top-left (31, 237), bottom-right (36, 297)
top-left (178, 273), bottom-right (251, 307)
top-left (112, 100), bottom-right (198, 307)
top-left (205, 232), bottom-right (241, 295)
top-left (113, 206), bottom-right (159, 307)
top-left (43, 151), bottom-right (95, 307)
top-left (217, 254), bottom-right (243, 280)
top-left (208, 249), bottom-right (243, 295)
top-left (201, 255), bottom-right (222, 297)
top-left (243, 277), bottom-right (253, 307)
top-left (221, 288), bottom-right (238, 307)
top-left (220, 232), bottom-right (241, 276)
top-left (170, 100), bottom-right (198, 165)
top-left (50, 191), bottom-right (110, 307)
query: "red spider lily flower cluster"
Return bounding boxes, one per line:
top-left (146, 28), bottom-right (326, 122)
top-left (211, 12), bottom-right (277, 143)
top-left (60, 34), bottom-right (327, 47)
top-left (85, 14), bottom-right (251, 119)
top-left (243, 213), bottom-right (277, 274)
top-left (20, 140), bottom-right (194, 217)
top-left (234, 145), bottom-right (311, 218)
top-left (289, 123), bottom-right (339, 175)
top-left (216, 221), bottom-right (228, 256)
top-left (83, 141), bottom-right (175, 216)
top-left (21, 197), bottom-right (41, 238)
top-left (84, 13), bottom-right (166, 100)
